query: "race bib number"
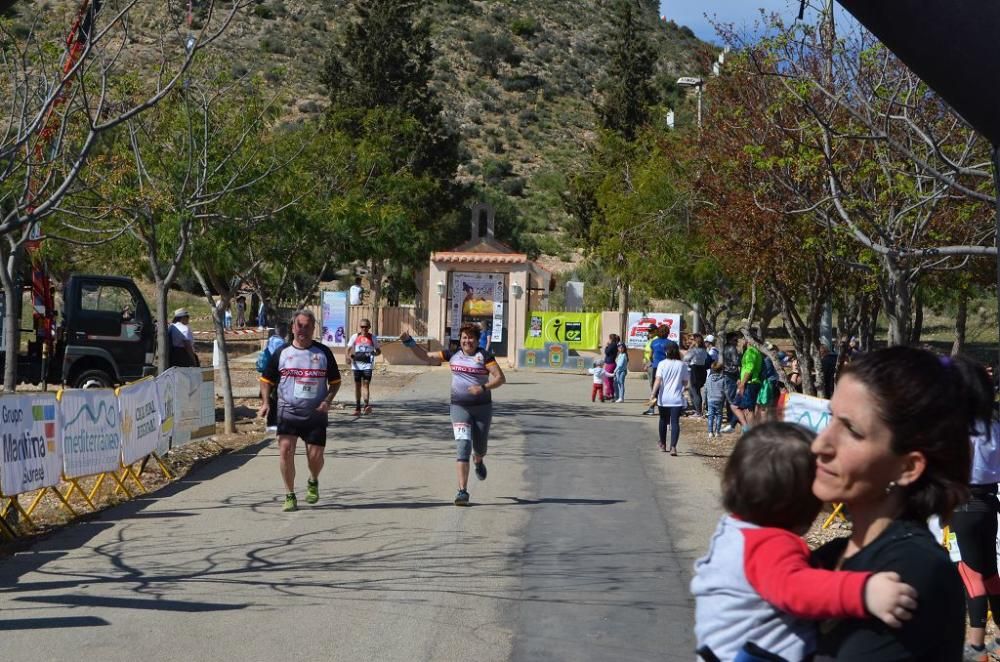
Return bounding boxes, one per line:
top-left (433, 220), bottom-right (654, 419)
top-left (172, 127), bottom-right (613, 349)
top-left (452, 422), bottom-right (472, 441)
top-left (293, 378), bottom-right (320, 399)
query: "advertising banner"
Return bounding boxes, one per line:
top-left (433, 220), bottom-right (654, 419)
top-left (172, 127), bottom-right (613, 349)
top-left (782, 393), bottom-right (832, 433)
top-left (321, 290), bottom-right (348, 346)
top-left (156, 368), bottom-right (177, 453)
top-left (172, 368), bottom-right (214, 447)
top-left (59, 389), bottom-right (121, 479)
top-left (522, 312), bottom-right (601, 350)
top-left (450, 272), bottom-right (505, 341)
top-left (0, 393), bottom-right (61, 496)
top-left (118, 379), bottom-right (161, 465)
top-left (625, 312), bottom-right (682, 348)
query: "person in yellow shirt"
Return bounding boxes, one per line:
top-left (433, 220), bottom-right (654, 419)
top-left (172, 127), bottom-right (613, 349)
top-left (642, 324), bottom-right (658, 415)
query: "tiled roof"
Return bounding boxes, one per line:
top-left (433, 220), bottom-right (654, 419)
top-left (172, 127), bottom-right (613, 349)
top-left (432, 251), bottom-right (528, 264)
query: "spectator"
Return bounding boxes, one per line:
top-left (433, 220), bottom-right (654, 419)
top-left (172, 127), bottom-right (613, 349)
top-left (733, 335), bottom-right (763, 431)
top-left (349, 277), bottom-right (364, 306)
top-left (613, 342), bottom-right (629, 403)
top-left (235, 295), bottom-right (247, 328)
top-left (168, 308), bottom-right (199, 368)
top-left (642, 324), bottom-right (659, 415)
top-left (811, 347), bottom-right (991, 659)
top-left (684, 333), bottom-right (709, 417)
top-left (603, 334), bottom-right (618, 401)
top-left (720, 332), bottom-right (742, 433)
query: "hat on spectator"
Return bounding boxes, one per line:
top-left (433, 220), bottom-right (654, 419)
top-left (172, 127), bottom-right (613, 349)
top-left (704, 334), bottom-right (715, 344)
top-left (173, 308), bottom-right (190, 321)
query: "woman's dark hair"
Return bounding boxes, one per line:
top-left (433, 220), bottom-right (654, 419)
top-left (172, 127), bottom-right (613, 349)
top-left (841, 346), bottom-right (993, 521)
top-left (666, 343), bottom-right (682, 361)
top-left (459, 323), bottom-right (482, 341)
top-left (722, 422), bottom-right (820, 530)
top-left (274, 322), bottom-right (288, 340)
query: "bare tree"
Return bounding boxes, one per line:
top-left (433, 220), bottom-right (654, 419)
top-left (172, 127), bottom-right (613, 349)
top-left (0, 0), bottom-right (246, 390)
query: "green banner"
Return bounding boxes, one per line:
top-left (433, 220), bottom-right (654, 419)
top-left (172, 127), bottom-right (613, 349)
top-left (523, 311), bottom-right (602, 350)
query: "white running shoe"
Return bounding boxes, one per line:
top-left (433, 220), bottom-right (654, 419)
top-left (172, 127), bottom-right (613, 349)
top-left (720, 424), bottom-right (735, 434)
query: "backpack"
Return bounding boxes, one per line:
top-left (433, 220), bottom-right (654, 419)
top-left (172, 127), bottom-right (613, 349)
top-left (255, 346), bottom-right (271, 373)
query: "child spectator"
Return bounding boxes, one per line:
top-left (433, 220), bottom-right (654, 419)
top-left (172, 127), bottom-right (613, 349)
top-left (704, 361), bottom-right (726, 438)
top-left (691, 422), bottom-right (917, 662)
top-left (590, 359), bottom-right (612, 403)
top-left (613, 343), bottom-right (629, 402)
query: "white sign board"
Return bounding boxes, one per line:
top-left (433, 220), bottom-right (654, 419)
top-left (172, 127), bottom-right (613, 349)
top-left (625, 312), bottom-right (682, 348)
top-left (118, 379), bottom-right (161, 465)
top-left (172, 368), bottom-right (214, 447)
top-left (59, 389), bottom-right (122, 479)
top-left (155, 368), bottom-right (177, 453)
top-left (782, 393), bottom-right (832, 433)
top-left (0, 393), bottom-right (61, 496)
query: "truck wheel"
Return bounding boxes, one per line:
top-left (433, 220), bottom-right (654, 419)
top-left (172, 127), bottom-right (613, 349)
top-left (73, 369), bottom-right (114, 389)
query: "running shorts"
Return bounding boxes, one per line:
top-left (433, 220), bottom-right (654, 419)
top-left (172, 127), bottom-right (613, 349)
top-left (276, 411), bottom-right (329, 446)
top-left (450, 403), bottom-right (492, 461)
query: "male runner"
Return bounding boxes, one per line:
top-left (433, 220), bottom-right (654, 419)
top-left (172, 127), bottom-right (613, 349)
top-left (259, 309), bottom-right (341, 512)
top-left (347, 318), bottom-right (381, 416)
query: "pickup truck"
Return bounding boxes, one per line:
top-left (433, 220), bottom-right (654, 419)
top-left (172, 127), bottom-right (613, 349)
top-left (0, 274), bottom-right (157, 388)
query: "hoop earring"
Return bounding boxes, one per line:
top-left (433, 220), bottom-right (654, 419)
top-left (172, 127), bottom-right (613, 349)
top-left (885, 481), bottom-right (897, 495)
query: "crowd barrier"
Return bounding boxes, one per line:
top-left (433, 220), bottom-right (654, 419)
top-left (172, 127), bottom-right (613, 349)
top-left (0, 367), bottom-right (215, 539)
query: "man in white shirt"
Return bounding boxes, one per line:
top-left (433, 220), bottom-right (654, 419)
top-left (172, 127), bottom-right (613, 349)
top-left (349, 277), bottom-right (364, 306)
top-left (168, 308), bottom-right (199, 367)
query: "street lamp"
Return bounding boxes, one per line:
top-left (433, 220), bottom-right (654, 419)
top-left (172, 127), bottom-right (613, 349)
top-left (509, 281), bottom-right (525, 365)
top-left (677, 76), bottom-right (705, 332)
top-left (435, 281), bottom-right (445, 297)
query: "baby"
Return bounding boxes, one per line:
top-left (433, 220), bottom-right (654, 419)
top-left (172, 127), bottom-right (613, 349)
top-left (691, 422), bottom-right (917, 661)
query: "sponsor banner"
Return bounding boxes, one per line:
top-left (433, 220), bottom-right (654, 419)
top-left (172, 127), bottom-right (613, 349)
top-left (118, 379), bottom-right (161, 465)
top-left (156, 368), bottom-right (177, 453)
top-left (0, 393), bottom-right (61, 496)
top-left (522, 312), bottom-right (602, 350)
top-left (625, 312), bottom-right (682, 348)
top-left (321, 290), bottom-right (348, 347)
top-left (781, 393), bottom-right (831, 433)
top-left (450, 272), bottom-right (504, 341)
top-left (172, 368), bottom-right (214, 447)
top-left (59, 389), bottom-right (122, 479)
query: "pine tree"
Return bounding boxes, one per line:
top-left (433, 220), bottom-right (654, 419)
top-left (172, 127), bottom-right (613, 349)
top-left (321, 0), bottom-right (459, 181)
top-left (597, 0), bottom-right (659, 141)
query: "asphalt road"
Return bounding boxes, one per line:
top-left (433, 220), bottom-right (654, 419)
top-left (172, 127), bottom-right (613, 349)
top-left (0, 370), bottom-right (722, 662)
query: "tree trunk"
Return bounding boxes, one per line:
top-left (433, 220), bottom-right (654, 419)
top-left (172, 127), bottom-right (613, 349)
top-left (910, 287), bottom-right (923, 344)
top-left (952, 291), bottom-right (968, 356)
top-left (193, 267), bottom-right (235, 434)
top-left (155, 277), bottom-right (172, 374)
top-left (878, 260), bottom-right (913, 347)
top-left (618, 277), bottom-right (629, 339)
top-left (1, 244), bottom-right (21, 392)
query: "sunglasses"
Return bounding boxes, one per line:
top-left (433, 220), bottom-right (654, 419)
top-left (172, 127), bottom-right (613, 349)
top-left (360, 325), bottom-right (370, 329)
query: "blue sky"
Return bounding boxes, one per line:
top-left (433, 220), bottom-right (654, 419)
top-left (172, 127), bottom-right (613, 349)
top-left (660, 0), bottom-right (800, 44)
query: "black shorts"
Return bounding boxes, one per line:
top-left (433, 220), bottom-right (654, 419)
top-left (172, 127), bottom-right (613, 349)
top-left (276, 412), bottom-right (329, 446)
top-left (353, 368), bottom-right (373, 383)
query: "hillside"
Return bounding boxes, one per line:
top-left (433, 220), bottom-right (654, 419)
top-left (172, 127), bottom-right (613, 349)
top-left (8, 0), bottom-right (713, 259)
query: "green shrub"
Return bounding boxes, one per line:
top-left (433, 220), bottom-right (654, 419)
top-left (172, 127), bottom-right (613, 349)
top-left (482, 158), bottom-right (513, 184)
top-left (501, 177), bottom-right (526, 197)
top-left (510, 17), bottom-right (539, 38)
top-left (501, 74), bottom-right (543, 93)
